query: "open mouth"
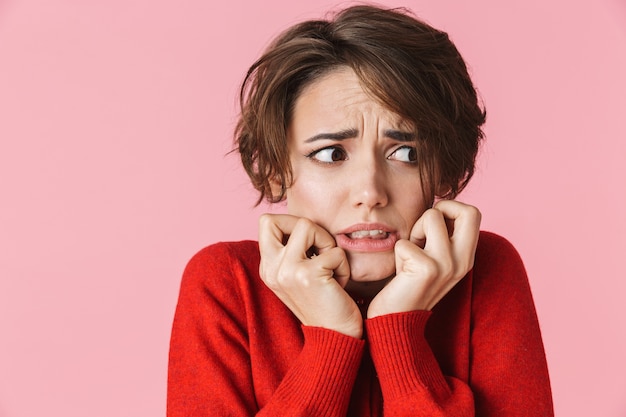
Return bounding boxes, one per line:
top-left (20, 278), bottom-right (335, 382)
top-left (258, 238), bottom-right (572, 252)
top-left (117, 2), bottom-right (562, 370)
top-left (336, 225), bottom-right (397, 252)
top-left (346, 229), bottom-right (389, 239)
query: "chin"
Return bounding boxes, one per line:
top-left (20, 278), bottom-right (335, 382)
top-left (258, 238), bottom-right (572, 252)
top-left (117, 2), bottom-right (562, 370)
top-left (345, 251), bottom-right (396, 282)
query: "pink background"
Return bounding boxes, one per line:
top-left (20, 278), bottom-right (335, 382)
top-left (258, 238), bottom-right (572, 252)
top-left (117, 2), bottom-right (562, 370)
top-left (1, 0), bottom-right (625, 415)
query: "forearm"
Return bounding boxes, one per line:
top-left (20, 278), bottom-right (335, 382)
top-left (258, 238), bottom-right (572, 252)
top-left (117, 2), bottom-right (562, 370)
top-left (256, 326), bottom-right (364, 417)
top-left (167, 243), bottom-right (366, 417)
top-left (366, 311), bottom-right (474, 417)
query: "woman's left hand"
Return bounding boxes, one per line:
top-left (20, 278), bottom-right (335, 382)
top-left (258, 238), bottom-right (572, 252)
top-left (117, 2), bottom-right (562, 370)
top-left (367, 200), bottom-right (481, 318)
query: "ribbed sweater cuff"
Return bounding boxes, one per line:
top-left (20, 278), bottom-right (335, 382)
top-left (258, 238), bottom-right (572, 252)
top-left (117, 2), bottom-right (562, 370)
top-left (365, 311), bottom-right (450, 402)
top-left (272, 326), bottom-right (364, 416)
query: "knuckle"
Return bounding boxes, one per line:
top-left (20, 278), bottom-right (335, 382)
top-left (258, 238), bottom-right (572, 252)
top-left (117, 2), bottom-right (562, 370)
top-left (292, 267), bottom-right (311, 286)
top-left (272, 264), bottom-right (311, 291)
top-left (394, 238), bottom-right (410, 252)
top-left (294, 217), bottom-right (314, 232)
top-left (422, 208), bottom-right (444, 225)
top-left (273, 268), bottom-right (292, 289)
top-left (258, 213), bottom-right (273, 228)
top-left (466, 205), bottom-right (482, 221)
top-left (423, 208), bottom-right (440, 220)
top-left (330, 246), bottom-right (346, 259)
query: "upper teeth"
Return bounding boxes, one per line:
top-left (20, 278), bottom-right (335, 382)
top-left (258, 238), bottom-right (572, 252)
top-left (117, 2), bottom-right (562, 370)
top-left (348, 230), bottom-right (386, 239)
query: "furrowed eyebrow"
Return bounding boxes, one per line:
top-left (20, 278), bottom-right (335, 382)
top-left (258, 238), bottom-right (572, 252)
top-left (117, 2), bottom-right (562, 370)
top-left (303, 128), bottom-right (415, 143)
top-left (384, 129), bottom-right (416, 142)
top-left (304, 128), bottom-right (359, 143)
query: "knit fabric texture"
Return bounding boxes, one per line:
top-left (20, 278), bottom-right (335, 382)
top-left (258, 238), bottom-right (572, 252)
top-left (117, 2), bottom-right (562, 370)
top-left (167, 231), bottom-right (553, 416)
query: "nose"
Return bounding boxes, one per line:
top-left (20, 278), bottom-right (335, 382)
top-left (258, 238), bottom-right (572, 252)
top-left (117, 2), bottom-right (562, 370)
top-left (350, 157), bottom-right (389, 209)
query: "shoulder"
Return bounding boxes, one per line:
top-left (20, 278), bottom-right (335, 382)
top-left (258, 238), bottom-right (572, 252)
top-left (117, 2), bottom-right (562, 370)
top-left (476, 230), bottom-right (521, 259)
top-left (184, 240), bottom-right (260, 272)
top-left (179, 240), bottom-right (261, 294)
top-left (475, 231), bottom-right (525, 272)
top-left (472, 231), bottom-right (532, 299)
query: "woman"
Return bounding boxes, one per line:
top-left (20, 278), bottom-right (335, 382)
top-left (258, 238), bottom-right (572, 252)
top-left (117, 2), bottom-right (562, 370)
top-left (168, 5), bottom-right (553, 416)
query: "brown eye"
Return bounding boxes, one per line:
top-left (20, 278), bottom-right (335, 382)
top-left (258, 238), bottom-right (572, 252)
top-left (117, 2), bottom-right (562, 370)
top-left (389, 146), bottom-right (417, 162)
top-left (310, 146), bottom-right (348, 163)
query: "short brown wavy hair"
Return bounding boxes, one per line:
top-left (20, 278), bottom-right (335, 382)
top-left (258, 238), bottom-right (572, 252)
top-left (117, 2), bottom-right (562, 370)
top-left (236, 5), bottom-right (486, 205)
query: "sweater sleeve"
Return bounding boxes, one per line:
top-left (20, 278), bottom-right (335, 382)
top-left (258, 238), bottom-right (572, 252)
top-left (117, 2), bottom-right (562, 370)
top-left (364, 232), bottom-right (554, 417)
top-left (167, 242), bottom-right (364, 417)
top-left (257, 326), bottom-right (364, 416)
top-left (468, 232), bottom-right (554, 416)
top-left (366, 311), bottom-right (475, 417)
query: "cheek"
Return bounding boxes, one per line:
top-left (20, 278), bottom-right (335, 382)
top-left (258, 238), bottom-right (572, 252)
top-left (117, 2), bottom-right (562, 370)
top-left (286, 177), bottom-right (341, 224)
top-left (392, 187), bottom-right (428, 234)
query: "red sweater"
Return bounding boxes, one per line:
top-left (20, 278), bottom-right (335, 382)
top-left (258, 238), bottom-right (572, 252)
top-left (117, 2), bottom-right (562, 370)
top-left (167, 231), bottom-right (553, 416)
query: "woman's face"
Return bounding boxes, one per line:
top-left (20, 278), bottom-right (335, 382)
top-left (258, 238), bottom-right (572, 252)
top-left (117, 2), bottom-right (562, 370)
top-left (284, 67), bottom-right (429, 284)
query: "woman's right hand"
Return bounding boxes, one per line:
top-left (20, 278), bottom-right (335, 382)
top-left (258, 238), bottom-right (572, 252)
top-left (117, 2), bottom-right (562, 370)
top-left (258, 214), bottom-right (363, 339)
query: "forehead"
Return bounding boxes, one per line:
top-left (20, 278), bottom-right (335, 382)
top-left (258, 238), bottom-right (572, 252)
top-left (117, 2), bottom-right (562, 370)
top-left (291, 67), bottom-right (412, 131)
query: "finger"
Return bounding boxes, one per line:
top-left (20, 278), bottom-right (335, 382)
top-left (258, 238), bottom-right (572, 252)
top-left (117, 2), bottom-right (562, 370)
top-left (433, 200), bottom-right (481, 238)
top-left (282, 217), bottom-right (336, 261)
top-left (410, 208), bottom-right (452, 259)
top-left (258, 213), bottom-right (300, 253)
top-left (433, 200), bottom-right (481, 269)
top-left (309, 246), bottom-right (351, 287)
top-left (408, 209), bottom-right (427, 248)
top-left (375, 239), bottom-right (441, 312)
top-left (394, 238), bottom-right (431, 272)
top-left (433, 201), bottom-right (481, 248)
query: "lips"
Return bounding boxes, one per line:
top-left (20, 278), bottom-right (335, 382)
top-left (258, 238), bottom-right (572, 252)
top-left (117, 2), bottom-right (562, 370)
top-left (336, 223), bottom-right (398, 252)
